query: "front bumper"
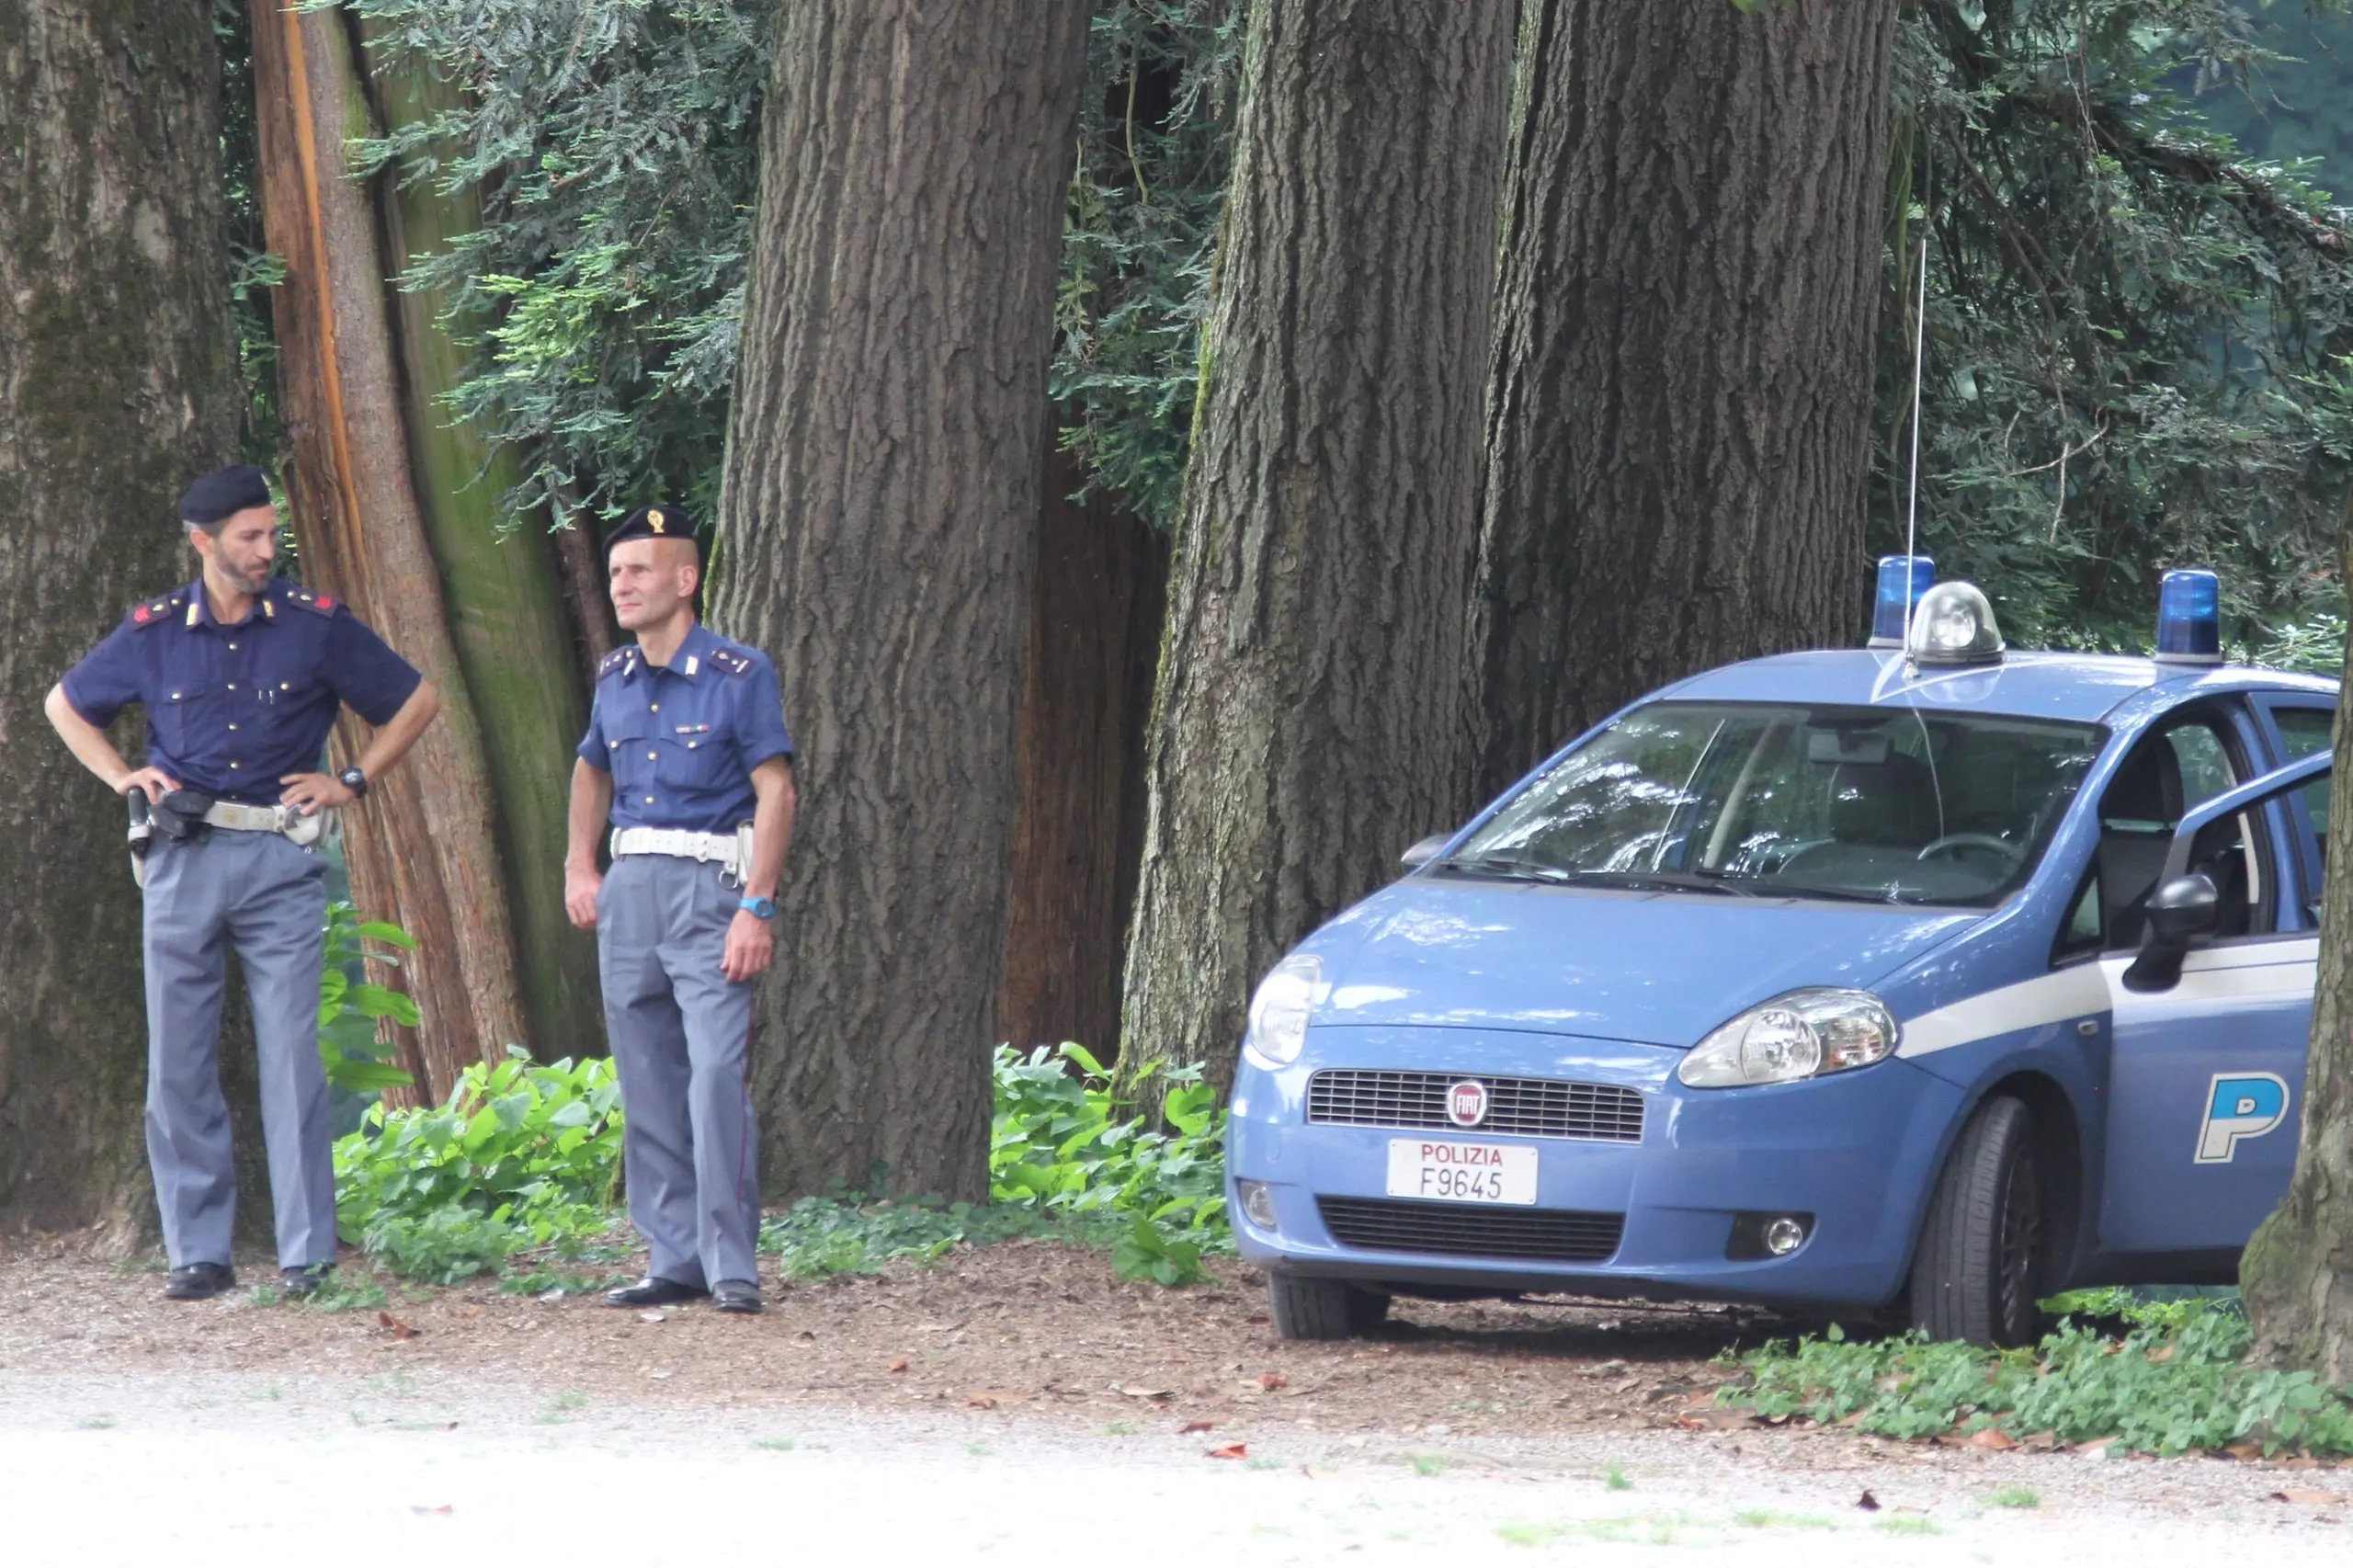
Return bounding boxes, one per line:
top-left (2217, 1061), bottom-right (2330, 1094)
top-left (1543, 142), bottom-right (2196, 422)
top-left (1229, 1026), bottom-right (1964, 1310)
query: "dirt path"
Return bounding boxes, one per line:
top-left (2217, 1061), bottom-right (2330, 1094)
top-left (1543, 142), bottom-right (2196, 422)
top-left (5, 1233), bottom-right (2350, 1562)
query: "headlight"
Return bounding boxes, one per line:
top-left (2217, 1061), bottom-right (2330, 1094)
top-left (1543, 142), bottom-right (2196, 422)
top-left (1242, 953), bottom-right (1324, 1069)
top-left (1677, 988), bottom-right (1899, 1088)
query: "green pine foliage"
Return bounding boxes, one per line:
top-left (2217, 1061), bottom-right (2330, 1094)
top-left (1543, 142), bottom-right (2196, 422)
top-left (1878, 1), bottom-right (2353, 654)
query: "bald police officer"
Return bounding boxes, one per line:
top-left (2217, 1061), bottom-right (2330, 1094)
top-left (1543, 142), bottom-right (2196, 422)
top-left (43, 465), bottom-right (440, 1301)
top-left (565, 506), bottom-right (796, 1315)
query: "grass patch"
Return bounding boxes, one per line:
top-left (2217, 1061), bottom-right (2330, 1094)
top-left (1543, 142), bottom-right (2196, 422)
top-left (1986, 1486), bottom-right (2040, 1509)
top-left (1875, 1516), bottom-right (1939, 1535)
top-left (1604, 1462), bottom-right (1632, 1491)
top-left (1410, 1454), bottom-right (1449, 1477)
top-left (534, 1390), bottom-right (588, 1425)
top-left (1713, 1300), bottom-right (2353, 1458)
top-left (753, 1437), bottom-right (797, 1451)
top-left (1731, 1510), bottom-right (1836, 1530)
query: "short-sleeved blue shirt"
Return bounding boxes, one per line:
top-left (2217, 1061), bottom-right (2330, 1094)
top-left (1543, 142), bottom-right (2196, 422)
top-left (62, 579), bottom-right (424, 807)
top-left (577, 620), bottom-right (793, 834)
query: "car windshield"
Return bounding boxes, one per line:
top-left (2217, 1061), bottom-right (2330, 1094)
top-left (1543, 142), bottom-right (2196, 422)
top-left (1445, 701), bottom-right (2106, 907)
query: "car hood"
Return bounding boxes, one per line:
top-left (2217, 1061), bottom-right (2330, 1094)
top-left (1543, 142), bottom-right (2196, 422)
top-left (1307, 880), bottom-right (1980, 1048)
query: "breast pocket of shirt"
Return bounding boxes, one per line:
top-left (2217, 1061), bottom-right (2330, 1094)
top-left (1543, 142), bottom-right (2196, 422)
top-left (606, 714), bottom-right (656, 794)
top-left (150, 683), bottom-right (212, 755)
top-left (662, 722), bottom-right (735, 788)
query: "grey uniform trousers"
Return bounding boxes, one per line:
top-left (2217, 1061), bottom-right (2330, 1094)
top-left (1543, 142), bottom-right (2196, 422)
top-left (597, 854), bottom-right (761, 1289)
top-left (142, 827), bottom-right (335, 1270)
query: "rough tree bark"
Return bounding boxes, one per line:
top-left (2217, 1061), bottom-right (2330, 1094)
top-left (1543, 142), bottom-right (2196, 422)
top-left (249, 3), bottom-right (527, 1101)
top-left (1113, 0), bottom-right (1517, 1105)
top-left (1468, 0), bottom-right (1900, 799)
top-left (358, 22), bottom-right (601, 1060)
top-left (2242, 615), bottom-right (2353, 1378)
top-left (712, 2), bottom-right (1090, 1199)
top-left (996, 440), bottom-right (1169, 1058)
top-left (0, 0), bottom-right (241, 1227)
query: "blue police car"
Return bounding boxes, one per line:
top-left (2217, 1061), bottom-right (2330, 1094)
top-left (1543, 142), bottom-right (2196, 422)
top-left (1227, 563), bottom-right (2337, 1346)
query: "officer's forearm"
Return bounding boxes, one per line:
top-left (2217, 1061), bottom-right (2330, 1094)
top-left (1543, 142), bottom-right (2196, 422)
top-left (354, 681), bottom-right (439, 781)
top-left (43, 684), bottom-right (134, 790)
top-left (745, 758), bottom-right (795, 899)
top-left (567, 758), bottom-right (613, 870)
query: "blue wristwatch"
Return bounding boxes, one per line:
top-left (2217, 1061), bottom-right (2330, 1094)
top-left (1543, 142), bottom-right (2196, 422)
top-left (738, 895), bottom-right (776, 920)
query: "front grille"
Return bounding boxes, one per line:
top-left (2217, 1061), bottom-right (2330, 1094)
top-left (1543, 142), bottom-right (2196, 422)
top-left (1307, 1069), bottom-right (1644, 1143)
top-left (1316, 1196), bottom-right (1624, 1264)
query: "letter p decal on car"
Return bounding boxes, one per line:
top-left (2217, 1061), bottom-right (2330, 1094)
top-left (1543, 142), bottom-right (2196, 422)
top-left (2194, 1073), bottom-right (2291, 1165)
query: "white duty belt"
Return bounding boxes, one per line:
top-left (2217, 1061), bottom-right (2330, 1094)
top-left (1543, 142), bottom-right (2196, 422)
top-left (203, 800), bottom-right (325, 846)
top-left (610, 824), bottom-right (752, 881)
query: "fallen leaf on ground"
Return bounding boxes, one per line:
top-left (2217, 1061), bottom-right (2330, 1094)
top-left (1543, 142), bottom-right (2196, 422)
top-left (963, 1391), bottom-right (1018, 1409)
top-left (1207, 1443), bottom-right (1248, 1460)
top-left (1964, 1428), bottom-right (2016, 1450)
top-left (2223, 1441), bottom-right (2264, 1460)
top-left (1178, 1420), bottom-right (1215, 1434)
top-left (2073, 1435), bottom-right (2122, 1456)
top-left (2269, 1489), bottom-right (2340, 1506)
top-left (1856, 1491), bottom-right (1881, 1512)
top-left (1114, 1384), bottom-right (1173, 1400)
top-left (637, 1312), bottom-right (665, 1324)
top-left (376, 1312), bottom-right (418, 1341)
top-left (1259, 1372), bottom-right (1288, 1391)
top-left (887, 1358), bottom-right (908, 1374)
top-left (1674, 1409), bottom-right (1754, 1431)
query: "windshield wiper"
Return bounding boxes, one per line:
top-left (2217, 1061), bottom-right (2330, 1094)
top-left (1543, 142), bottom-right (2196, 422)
top-left (1564, 869), bottom-right (1761, 898)
top-left (1439, 854), bottom-right (1574, 884)
top-left (1747, 880), bottom-right (1906, 904)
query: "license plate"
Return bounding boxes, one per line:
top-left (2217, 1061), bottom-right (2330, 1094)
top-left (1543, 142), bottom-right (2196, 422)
top-left (1385, 1138), bottom-right (1538, 1205)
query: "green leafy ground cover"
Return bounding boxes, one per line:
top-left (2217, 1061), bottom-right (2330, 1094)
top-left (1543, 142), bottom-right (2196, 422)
top-left (1717, 1291), bottom-right (2353, 1458)
top-left (331, 1041), bottom-right (1230, 1290)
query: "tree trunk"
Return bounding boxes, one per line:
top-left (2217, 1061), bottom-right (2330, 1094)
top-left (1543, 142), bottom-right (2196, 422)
top-left (248, 3), bottom-right (527, 1102)
top-left (358, 21), bottom-right (601, 1062)
top-left (996, 439), bottom-right (1170, 1059)
top-left (0, 0), bottom-right (241, 1229)
top-left (1468, 0), bottom-right (1899, 800)
top-left (2242, 596), bottom-right (2353, 1378)
top-left (1113, 0), bottom-right (1516, 1106)
top-left (712, 2), bottom-right (1090, 1199)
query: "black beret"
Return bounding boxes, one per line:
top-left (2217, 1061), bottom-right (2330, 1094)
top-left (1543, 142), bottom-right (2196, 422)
top-left (603, 504), bottom-right (699, 555)
top-left (176, 464), bottom-right (272, 528)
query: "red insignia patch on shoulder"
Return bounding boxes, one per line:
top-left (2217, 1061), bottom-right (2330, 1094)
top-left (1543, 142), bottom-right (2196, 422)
top-left (315, 595), bottom-right (335, 611)
top-left (133, 606), bottom-right (152, 624)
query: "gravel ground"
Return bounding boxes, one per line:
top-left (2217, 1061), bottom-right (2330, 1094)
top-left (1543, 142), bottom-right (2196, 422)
top-left (4, 1231), bottom-right (2350, 1563)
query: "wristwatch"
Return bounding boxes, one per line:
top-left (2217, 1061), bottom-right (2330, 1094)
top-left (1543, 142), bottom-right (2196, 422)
top-left (739, 895), bottom-right (776, 919)
top-left (337, 766), bottom-right (369, 800)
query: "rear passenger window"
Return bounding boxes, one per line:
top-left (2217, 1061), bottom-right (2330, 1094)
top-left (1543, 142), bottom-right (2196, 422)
top-left (2273, 708), bottom-right (2335, 859)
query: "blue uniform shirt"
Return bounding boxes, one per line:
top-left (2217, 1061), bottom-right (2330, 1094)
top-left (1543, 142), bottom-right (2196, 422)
top-left (578, 620), bottom-right (793, 833)
top-left (63, 579), bottom-right (424, 807)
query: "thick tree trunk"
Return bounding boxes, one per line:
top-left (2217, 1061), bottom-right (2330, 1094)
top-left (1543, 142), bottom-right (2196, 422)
top-left (996, 440), bottom-right (1170, 1059)
top-left (1469, 0), bottom-right (1899, 799)
top-left (358, 22), bottom-right (601, 1062)
top-left (1114, 0), bottom-right (1516, 1105)
top-left (0, 0), bottom-right (240, 1228)
top-left (2242, 603), bottom-right (2353, 1378)
top-left (249, 4), bottom-right (527, 1102)
top-left (712, 2), bottom-right (1090, 1199)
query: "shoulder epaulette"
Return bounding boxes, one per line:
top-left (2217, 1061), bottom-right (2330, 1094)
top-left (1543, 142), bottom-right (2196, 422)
top-left (709, 646), bottom-right (755, 676)
top-left (283, 586), bottom-right (339, 618)
top-left (129, 593), bottom-right (184, 630)
top-left (597, 646), bottom-right (637, 679)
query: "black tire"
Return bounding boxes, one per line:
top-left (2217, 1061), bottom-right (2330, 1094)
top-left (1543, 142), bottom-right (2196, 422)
top-left (1907, 1095), bottom-right (2047, 1347)
top-left (1267, 1274), bottom-right (1390, 1340)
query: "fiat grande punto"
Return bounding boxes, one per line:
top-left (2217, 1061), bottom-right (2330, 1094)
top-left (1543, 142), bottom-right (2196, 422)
top-left (1226, 565), bottom-right (2337, 1346)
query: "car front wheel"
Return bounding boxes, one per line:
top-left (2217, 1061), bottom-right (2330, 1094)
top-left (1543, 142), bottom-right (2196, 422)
top-left (1907, 1094), bottom-right (2045, 1347)
top-left (1267, 1274), bottom-right (1391, 1340)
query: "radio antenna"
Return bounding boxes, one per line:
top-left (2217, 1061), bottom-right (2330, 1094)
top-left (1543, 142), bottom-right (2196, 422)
top-left (1903, 233), bottom-right (1928, 638)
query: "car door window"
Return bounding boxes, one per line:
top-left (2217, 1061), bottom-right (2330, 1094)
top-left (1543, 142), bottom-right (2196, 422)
top-left (2097, 712), bottom-right (2265, 948)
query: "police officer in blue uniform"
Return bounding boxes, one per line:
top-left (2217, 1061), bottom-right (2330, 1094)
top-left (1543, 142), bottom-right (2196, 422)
top-left (42, 465), bottom-right (441, 1301)
top-left (565, 506), bottom-right (796, 1315)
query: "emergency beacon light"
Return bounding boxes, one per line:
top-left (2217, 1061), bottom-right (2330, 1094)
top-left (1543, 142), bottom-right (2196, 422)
top-left (2154, 568), bottom-right (2223, 665)
top-left (1868, 555), bottom-right (1936, 648)
top-left (1905, 581), bottom-right (2005, 667)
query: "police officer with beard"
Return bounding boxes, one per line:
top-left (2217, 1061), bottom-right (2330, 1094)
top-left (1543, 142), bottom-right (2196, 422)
top-left (43, 465), bottom-right (440, 1301)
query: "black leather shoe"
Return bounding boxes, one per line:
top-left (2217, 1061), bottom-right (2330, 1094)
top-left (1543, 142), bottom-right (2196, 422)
top-left (710, 1278), bottom-right (763, 1314)
top-left (605, 1276), bottom-right (709, 1308)
top-left (280, 1264), bottom-right (334, 1300)
top-left (163, 1262), bottom-right (236, 1301)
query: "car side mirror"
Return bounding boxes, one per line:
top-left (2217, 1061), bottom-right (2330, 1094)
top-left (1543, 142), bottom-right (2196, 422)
top-left (1400, 834), bottom-right (1451, 871)
top-left (2121, 872), bottom-right (2220, 993)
